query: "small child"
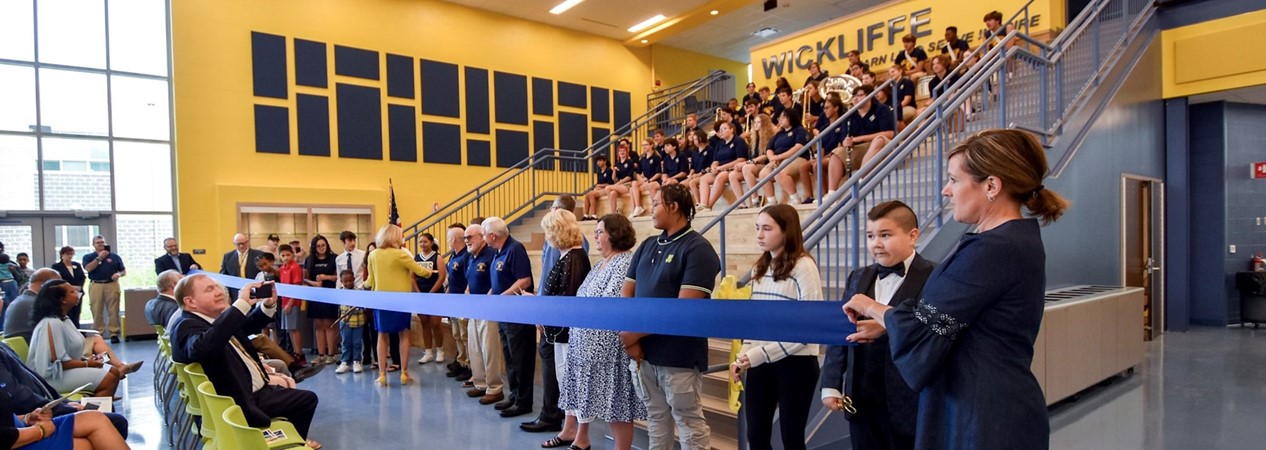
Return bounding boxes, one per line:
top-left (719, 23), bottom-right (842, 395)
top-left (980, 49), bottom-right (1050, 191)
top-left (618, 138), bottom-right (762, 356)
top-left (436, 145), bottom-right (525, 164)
top-left (254, 253), bottom-right (279, 339)
top-left (278, 244), bottom-right (307, 365)
top-left (335, 269), bottom-right (364, 374)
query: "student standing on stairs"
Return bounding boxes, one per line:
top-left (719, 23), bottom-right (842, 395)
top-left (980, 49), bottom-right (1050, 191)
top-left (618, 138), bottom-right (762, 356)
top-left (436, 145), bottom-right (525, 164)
top-left (730, 204), bottom-right (823, 450)
top-left (622, 185), bottom-right (721, 450)
top-left (820, 201), bottom-right (933, 450)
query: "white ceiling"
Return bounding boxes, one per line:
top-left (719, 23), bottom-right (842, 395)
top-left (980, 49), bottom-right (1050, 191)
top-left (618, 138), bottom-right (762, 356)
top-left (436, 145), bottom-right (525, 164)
top-left (1189, 84), bottom-right (1266, 105)
top-left (441, 0), bottom-right (888, 63)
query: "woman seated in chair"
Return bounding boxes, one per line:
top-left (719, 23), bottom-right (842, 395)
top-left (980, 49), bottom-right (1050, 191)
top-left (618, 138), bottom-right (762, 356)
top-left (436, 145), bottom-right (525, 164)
top-left (0, 390), bottom-right (128, 450)
top-left (27, 280), bottom-right (142, 398)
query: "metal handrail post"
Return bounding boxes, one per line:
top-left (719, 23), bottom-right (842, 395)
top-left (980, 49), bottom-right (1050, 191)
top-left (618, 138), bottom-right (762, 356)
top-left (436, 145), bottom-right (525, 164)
top-left (719, 219), bottom-right (727, 278)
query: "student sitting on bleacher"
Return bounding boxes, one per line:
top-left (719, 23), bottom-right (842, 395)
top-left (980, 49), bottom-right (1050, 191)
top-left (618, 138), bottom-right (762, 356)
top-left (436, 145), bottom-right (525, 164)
top-left (744, 109), bottom-right (811, 206)
top-left (583, 155), bottom-right (616, 221)
top-left (660, 137), bottom-right (690, 188)
top-left (894, 33), bottom-right (929, 79)
top-left (917, 54), bottom-right (962, 118)
top-left (730, 113), bottom-right (775, 209)
top-left (604, 140), bottom-right (638, 217)
top-left (684, 130), bottom-right (713, 206)
top-left (628, 139), bottom-right (664, 217)
top-left (888, 64), bottom-right (918, 127)
top-left (702, 122), bottom-right (749, 211)
top-left (848, 84), bottom-right (897, 173)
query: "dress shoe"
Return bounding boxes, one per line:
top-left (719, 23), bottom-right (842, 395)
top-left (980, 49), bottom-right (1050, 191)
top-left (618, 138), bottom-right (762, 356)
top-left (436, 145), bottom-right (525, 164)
top-left (462, 380), bottom-right (475, 388)
top-left (519, 419), bottom-right (562, 433)
top-left (494, 399), bottom-right (515, 410)
top-left (466, 388), bottom-right (487, 398)
top-left (456, 368), bottom-right (473, 382)
top-left (292, 365), bottom-right (323, 383)
top-left (499, 405), bottom-right (532, 418)
top-left (479, 392), bottom-right (505, 405)
top-left (110, 336), bottom-right (120, 344)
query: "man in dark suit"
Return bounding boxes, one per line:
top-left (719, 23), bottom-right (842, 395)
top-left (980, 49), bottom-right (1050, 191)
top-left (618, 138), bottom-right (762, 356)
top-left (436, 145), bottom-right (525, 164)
top-left (820, 201), bottom-right (933, 450)
top-left (221, 233), bottom-right (266, 297)
top-left (169, 273), bottom-right (320, 447)
top-left (155, 237), bottom-right (202, 275)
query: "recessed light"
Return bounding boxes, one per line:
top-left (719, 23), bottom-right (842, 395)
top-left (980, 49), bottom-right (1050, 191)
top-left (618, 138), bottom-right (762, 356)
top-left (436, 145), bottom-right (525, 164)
top-left (549, 0), bottom-right (585, 15)
top-left (710, 10), bottom-right (719, 15)
top-left (641, 39), bottom-right (649, 44)
top-left (753, 27), bottom-right (780, 38)
top-left (628, 14), bottom-right (666, 33)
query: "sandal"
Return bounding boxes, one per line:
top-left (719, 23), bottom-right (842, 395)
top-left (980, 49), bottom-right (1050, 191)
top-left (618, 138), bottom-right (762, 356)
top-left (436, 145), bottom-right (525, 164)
top-left (387, 364), bottom-right (400, 372)
top-left (566, 445), bottom-right (590, 450)
top-left (541, 437), bottom-right (573, 448)
top-left (306, 439), bottom-right (323, 449)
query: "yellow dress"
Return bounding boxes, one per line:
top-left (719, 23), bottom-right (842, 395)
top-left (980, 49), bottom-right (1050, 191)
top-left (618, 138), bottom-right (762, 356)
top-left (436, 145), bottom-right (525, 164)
top-left (363, 247), bottom-right (431, 333)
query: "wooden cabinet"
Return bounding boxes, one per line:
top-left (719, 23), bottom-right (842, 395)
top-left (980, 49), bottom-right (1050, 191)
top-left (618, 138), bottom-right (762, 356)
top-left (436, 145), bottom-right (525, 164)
top-left (1033, 287), bottom-right (1144, 405)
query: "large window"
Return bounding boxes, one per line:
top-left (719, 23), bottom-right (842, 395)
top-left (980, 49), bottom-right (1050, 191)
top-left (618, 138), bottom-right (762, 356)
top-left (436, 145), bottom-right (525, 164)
top-left (1, 0), bottom-right (174, 289)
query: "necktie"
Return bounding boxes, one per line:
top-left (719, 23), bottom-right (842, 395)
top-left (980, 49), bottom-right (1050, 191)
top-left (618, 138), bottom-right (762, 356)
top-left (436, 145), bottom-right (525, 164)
top-left (229, 335), bottom-right (269, 387)
top-left (877, 262), bottom-right (906, 279)
top-left (238, 252), bottom-right (247, 278)
top-left (346, 252), bottom-right (353, 272)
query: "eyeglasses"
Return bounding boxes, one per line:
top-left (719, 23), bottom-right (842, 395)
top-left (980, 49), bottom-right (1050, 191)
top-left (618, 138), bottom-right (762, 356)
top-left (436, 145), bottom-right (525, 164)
top-left (462, 236), bottom-right (474, 241)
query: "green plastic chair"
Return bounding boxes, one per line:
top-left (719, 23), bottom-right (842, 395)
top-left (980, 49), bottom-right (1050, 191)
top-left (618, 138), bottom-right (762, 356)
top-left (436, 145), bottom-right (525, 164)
top-left (2, 336), bottom-right (28, 361)
top-left (181, 363), bottom-right (216, 447)
top-left (173, 362), bottom-right (212, 447)
top-left (221, 404), bottom-right (309, 450)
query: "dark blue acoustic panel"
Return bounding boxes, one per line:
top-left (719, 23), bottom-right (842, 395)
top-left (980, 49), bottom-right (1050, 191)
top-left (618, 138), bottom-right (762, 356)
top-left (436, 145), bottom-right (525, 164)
top-left (335, 84), bottom-right (382, 160)
top-left (465, 67), bottom-right (490, 134)
top-left (386, 54), bottom-right (415, 99)
top-left (422, 122), bottom-right (462, 164)
top-left (388, 105), bottom-right (417, 162)
top-left (613, 90), bottom-right (632, 134)
top-left (591, 127), bottom-right (610, 146)
top-left (558, 112), bottom-right (588, 152)
top-left (251, 32), bottom-right (287, 99)
top-left (494, 72), bottom-right (528, 125)
top-left (420, 60), bottom-right (460, 118)
top-left (591, 87), bottom-right (610, 123)
top-left (253, 105), bottom-right (290, 154)
top-left (334, 45), bottom-right (379, 80)
top-left (558, 81), bottom-right (586, 108)
top-left (495, 129), bottom-right (529, 168)
top-left (533, 120), bottom-right (555, 170)
top-left (296, 94), bottom-right (330, 157)
top-left (466, 139), bottom-right (490, 167)
top-left (532, 78), bottom-right (554, 116)
top-left (294, 38), bottom-right (327, 88)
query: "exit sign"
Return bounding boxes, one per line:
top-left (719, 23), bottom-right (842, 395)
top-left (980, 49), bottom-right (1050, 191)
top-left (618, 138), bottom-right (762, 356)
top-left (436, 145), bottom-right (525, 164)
top-left (1255, 161), bottom-right (1266, 179)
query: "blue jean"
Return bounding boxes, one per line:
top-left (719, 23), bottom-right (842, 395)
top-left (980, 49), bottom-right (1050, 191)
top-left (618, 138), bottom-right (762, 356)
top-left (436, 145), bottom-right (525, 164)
top-left (340, 325), bottom-right (363, 364)
top-left (0, 280), bottom-right (18, 323)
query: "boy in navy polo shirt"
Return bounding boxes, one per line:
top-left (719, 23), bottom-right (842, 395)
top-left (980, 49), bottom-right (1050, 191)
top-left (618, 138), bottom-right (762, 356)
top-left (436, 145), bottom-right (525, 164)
top-left (621, 185), bottom-right (721, 450)
top-left (83, 235), bottom-right (126, 343)
top-left (482, 217), bottom-right (536, 418)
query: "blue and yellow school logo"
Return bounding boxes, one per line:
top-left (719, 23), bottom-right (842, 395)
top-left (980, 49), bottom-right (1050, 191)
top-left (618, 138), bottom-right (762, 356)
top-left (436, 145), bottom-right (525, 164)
top-left (495, 261), bottom-right (505, 271)
top-left (477, 263), bottom-right (487, 272)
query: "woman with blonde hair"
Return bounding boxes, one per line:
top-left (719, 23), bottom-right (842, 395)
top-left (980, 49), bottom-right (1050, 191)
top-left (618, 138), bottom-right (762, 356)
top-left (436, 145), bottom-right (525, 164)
top-left (363, 224), bottom-right (433, 386)
top-left (843, 129), bottom-right (1069, 449)
top-left (536, 209), bottom-right (592, 448)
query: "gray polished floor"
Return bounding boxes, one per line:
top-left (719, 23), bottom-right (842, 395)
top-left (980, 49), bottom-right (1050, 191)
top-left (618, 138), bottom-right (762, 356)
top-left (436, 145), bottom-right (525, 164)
top-left (110, 326), bottom-right (1266, 449)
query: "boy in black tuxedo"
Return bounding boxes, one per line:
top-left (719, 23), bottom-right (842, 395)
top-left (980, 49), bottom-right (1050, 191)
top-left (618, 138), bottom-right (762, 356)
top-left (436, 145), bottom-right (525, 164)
top-left (819, 200), bottom-right (934, 450)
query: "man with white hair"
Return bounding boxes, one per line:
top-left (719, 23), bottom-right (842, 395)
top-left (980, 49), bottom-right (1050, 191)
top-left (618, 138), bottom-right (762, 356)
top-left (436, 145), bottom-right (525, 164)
top-left (145, 270), bottom-right (184, 330)
top-left (482, 216), bottom-right (536, 418)
top-left (463, 223), bottom-right (507, 406)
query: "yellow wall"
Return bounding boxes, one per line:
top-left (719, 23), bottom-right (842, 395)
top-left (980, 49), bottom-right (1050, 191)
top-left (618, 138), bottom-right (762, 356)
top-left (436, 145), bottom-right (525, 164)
top-left (650, 45), bottom-right (749, 100)
top-left (171, 0), bottom-right (657, 255)
top-left (748, 0), bottom-right (1063, 85)
top-left (1162, 9), bottom-right (1266, 99)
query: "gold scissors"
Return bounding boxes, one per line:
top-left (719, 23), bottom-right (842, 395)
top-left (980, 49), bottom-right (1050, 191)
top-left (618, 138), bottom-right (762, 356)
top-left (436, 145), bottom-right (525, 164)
top-left (840, 394), bottom-right (858, 414)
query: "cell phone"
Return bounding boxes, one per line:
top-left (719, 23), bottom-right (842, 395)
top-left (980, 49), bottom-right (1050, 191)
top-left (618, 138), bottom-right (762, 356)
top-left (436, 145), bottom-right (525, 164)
top-left (83, 402), bottom-right (100, 411)
top-left (103, 244), bottom-right (111, 252)
top-left (251, 282), bottom-right (274, 299)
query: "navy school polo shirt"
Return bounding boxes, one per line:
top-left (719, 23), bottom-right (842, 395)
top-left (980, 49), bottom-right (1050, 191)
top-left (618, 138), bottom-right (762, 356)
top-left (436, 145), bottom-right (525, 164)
top-left (767, 126), bottom-right (811, 159)
top-left (712, 138), bottom-right (748, 165)
top-left (596, 167), bottom-right (615, 185)
top-left (465, 246), bottom-right (496, 295)
top-left (613, 158), bottom-right (635, 181)
top-left (491, 236), bottom-right (533, 295)
top-left (445, 248), bottom-right (470, 294)
top-left (625, 227), bottom-right (721, 371)
top-left (638, 154), bottom-right (662, 179)
top-left (83, 252), bottom-right (125, 282)
top-left (847, 102), bottom-right (896, 139)
top-left (662, 151), bottom-right (689, 179)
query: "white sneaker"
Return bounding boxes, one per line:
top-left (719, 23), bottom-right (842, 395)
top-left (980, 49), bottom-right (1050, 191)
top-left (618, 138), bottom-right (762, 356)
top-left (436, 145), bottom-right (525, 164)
top-left (335, 362), bottom-right (350, 374)
top-left (435, 349), bottom-right (446, 363)
top-left (634, 206), bottom-right (646, 216)
top-left (789, 194), bottom-right (803, 204)
top-left (418, 349), bottom-right (435, 364)
top-left (352, 361), bottom-right (363, 373)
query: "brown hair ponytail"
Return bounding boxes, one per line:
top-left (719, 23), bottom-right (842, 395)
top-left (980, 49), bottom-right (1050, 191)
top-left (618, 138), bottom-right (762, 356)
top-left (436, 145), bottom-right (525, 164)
top-left (948, 129), bottom-right (1070, 224)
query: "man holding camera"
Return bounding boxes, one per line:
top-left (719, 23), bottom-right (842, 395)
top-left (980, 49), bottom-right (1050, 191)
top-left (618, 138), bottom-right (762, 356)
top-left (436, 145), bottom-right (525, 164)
top-left (83, 235), bottom-right (126, 344)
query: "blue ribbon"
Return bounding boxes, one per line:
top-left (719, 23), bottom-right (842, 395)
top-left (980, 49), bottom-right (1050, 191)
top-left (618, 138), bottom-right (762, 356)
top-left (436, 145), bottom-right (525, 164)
top-left (196, 271), bottom-right (857, 346)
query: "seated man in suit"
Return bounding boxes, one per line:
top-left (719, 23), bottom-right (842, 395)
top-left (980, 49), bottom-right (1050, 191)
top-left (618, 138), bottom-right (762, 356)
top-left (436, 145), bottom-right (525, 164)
top-left (220, 233), bottom-right (266, 298)
top-left (2, 268), bottom-right (59, 342)
top-left (819, 201), bottom-right (933, 450)
top-left (169, 273), bottom-right (321, 448)
top-left (144, 270), bottom-right (183, 329)
top-left (0, 342), bottom-right (129, 439)
top-left (155, 237), bottom-right (202, 275)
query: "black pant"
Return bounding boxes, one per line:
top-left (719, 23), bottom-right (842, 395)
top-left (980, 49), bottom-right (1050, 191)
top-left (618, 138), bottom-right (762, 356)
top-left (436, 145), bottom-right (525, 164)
top-left (744, 355), bottom-right (819, 450)
top-left (252, 385), bottom-right (319, 438)
top-left (499, 322), bottom-right (536, 409)
top-left (848, 393), bottom-right (914, 450)
top-left (536, 338), bottom-right (564, 423)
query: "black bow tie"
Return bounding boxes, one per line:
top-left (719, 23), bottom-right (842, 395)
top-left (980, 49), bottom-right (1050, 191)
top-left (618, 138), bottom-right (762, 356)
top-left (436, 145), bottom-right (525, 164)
top-left (877, 262), bottom-right (906, 279)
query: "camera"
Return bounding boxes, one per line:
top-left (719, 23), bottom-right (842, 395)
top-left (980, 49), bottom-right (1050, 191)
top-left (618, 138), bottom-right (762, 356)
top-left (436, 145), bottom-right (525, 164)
top-left (250, 282), bottom-right (274, 299)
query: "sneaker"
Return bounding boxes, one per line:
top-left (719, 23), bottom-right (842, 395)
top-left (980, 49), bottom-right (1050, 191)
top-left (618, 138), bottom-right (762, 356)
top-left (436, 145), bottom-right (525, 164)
top-left (435, 349), bottom-right (446, 363)
top-left (632, 206), bottom-right (646, 217)
top-left (352, 362), bottom-right (363, 373)
top-left (418, 349), bottom-right (435, 364)
top-left (335, 362), bottom-right (350, 374)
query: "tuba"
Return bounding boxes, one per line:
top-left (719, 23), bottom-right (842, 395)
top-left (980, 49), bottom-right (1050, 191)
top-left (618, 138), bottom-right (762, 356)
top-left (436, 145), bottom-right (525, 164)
top-left (823, 75), bottom-right (863, 107)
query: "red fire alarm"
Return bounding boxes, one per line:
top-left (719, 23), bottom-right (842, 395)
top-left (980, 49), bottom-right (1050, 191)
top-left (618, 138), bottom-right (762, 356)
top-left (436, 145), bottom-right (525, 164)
top-left (1253, 161), bottom-right (1266, 179)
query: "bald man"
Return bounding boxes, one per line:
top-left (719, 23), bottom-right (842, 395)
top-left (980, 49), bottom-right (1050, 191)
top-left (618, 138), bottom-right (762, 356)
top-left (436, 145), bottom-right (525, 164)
top-left (3, 268), bottom-right (60, 342)
top-left (221, 233), bottom-right (267, 297)
top-left (145, 270), bottom-right (185, 330)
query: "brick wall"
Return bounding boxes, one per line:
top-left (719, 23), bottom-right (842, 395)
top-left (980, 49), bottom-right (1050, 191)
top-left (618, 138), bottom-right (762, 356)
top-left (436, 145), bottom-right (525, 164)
top-left (43, 172), bottom-right (112, 210)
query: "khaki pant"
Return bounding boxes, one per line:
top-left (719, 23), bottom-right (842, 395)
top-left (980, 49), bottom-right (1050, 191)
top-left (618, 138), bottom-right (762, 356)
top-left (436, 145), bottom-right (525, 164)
top-left (831, 142), bottom-right (870, 174)
top-left (633, 362), bottom-right (710, 450)
top-left (88, 281), bottom-right (121, 338)
top-left (466, 319), bottom-right (504, 395)
top-left (252, 335), bottom-right (295, 367)
top-left (450, 317), bottom-right (470, 367)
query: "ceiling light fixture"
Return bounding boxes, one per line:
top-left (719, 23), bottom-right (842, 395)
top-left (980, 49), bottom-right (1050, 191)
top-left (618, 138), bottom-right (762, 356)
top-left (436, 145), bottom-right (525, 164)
top-left (627, 14), bottom-right (666, 33)
top-left (753, 27), bottom-right (780, 38)
top-left (710, 10), bottom-right (719, 15)
top-left (549, 0), bottom-right (585, 15)
top-left (641, 39), bottom-right (649, 44)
